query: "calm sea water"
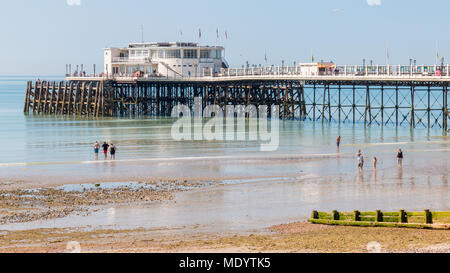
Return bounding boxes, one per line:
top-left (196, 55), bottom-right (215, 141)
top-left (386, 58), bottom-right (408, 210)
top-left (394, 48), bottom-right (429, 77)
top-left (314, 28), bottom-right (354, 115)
top-left (0, 76), bottom-right (447, 165)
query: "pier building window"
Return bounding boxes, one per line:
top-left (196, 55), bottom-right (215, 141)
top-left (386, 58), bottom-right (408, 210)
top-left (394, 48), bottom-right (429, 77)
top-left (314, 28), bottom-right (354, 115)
top-left (129, 50), bottom-right (148, 57)
top-left (151, 50), bottom-right (159, 59)
top-left (200, 49), bottom-right (210, 58)
top-left (165, 49), bottom-right (181, 58)
top-left (151, 50), bottom-right (165, 59)
top-left (183, 49), bottom-right (197, 59)
top-left (215, 50), bottom-right (221, 59)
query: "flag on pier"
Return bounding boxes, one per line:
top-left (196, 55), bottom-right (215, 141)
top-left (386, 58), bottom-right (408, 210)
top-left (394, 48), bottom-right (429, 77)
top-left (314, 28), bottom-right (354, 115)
top-left (436, 40), bottom-right (439, 64)
top-left (225, 30), bottom-right (228, 40)
top-left (198, 28), bottom-right (202, 39)
top-left (386, 48), bottom-right (390, 63)
top-left (216, 28), bottom-right (219, 39)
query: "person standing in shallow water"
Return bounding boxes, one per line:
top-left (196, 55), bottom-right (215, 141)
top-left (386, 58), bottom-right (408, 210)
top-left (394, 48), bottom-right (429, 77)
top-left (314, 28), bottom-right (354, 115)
top-left (396, 148), bottom-right (403, 166)
top-left (356, 150), bottom-right (364, 171)
top-left (336, 136), bottom-right (341, 149)
top-left (94, 141), bottom-right (100, 160)
top-left (102, 142), bottom-right (109, 160)
top-left (109, 144), bottom-right (116, 160)
top-left (358, 154), bottom-right (364, 171)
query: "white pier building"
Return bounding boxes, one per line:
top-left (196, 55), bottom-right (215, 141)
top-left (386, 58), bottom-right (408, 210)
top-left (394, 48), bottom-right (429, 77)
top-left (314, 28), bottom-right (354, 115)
top-left (104, 42), bottom-right (228, 78)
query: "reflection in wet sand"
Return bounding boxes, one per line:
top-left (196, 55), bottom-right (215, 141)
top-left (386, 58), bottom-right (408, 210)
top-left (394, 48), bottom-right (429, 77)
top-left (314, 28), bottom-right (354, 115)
top-left (397, 166), bottom-right (403, 182)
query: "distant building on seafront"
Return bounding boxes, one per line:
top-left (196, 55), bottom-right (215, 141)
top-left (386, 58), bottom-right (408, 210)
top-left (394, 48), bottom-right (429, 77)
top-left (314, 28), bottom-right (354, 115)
top-left (104, 42), bottom-right (228, 78)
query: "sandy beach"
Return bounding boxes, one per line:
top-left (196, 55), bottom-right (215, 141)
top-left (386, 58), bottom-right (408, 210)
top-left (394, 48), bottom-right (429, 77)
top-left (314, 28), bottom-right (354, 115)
top-left (0, 139), bottom-right (449, 252)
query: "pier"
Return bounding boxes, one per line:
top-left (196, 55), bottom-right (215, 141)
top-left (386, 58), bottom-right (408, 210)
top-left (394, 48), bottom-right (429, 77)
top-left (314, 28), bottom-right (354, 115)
top-left (24, 66), bottom-right (449, 133)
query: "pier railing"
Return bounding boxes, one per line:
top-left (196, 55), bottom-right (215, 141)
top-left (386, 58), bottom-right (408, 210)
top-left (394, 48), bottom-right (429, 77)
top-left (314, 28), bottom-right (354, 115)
top-left (67, 64), bottom-right (450, 81)
top-left (220, 64), bottom-right (450, 78)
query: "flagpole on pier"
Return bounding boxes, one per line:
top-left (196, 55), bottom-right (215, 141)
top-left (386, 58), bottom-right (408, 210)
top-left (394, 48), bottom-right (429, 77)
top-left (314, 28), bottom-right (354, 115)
top-left (386, 41), bottom-right (390, 75)
top-left (264, 50), bottom-right (267, 66)
top-left (216, 28), bottom-right (219, 47)
top-left (224, 30), bottom-right (228, 59)
top-left (436, 40), bottom-right (439, 66)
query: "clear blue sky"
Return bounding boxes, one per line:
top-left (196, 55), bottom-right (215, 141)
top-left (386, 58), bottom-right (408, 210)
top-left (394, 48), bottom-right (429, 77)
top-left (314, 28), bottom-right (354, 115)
top-left (1, 0), bottom-right (449, 75)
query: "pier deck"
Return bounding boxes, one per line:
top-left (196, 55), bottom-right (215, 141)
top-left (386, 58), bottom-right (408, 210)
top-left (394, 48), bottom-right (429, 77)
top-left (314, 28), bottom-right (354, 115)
top-left (66, 75), bottom-right (450, 83)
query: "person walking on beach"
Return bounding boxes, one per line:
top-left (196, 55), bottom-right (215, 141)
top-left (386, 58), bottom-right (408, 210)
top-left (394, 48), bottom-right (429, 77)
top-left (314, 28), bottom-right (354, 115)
top-left (336, 136), bottom-right (341, 148)
top-left (102, 141), bottom-right (109, 160)
top-left (94, 141), bottom-right (100, 160)
top-left (109, 144), bottom-right (116, 160)
top-left (373, 157), bottom-right (377, 170)
top-left (356, 150), bottom-right (364, 170)
top-left (358, 154), bottom-right (364, 171)
top-left (396, 148), bottom-right (403, 166)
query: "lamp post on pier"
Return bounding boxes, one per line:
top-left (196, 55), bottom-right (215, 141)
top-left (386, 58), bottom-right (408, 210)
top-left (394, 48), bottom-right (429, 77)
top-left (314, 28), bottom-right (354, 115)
top-left (409, 59), bottom-right (413, 76)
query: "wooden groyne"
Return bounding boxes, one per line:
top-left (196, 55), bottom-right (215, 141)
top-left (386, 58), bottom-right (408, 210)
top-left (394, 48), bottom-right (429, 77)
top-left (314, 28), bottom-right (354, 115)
top-left (309, 210), bottom-right (450, 229)
top-left (24, 77), bottom-right (449, 132)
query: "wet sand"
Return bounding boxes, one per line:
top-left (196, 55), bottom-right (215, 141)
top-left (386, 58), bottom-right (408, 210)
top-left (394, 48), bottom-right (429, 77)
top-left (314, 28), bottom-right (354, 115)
top-left (0, 138), bottom-right (448, 252)
top-left (1, 222), bottom-right (450, 253)
top-left (0, 180), bottom-right (206, 225)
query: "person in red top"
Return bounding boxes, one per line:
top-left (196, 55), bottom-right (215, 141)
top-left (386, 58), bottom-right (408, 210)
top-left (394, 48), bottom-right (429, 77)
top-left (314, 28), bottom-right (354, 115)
top-left (102, 142), bottom-right (109, 160)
